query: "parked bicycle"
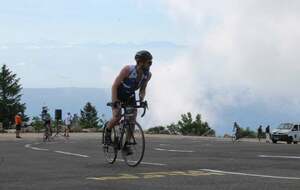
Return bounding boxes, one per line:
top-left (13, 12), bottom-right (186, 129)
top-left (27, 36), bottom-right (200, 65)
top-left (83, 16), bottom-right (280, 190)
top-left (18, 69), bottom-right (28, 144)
top-left (102, 100), bottom-right (147, 167)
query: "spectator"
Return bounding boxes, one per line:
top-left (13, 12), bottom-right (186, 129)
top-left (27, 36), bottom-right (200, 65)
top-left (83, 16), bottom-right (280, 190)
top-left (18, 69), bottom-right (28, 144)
top-left (64, 112), bottom-right (72, 137)
top-left (265, 125), bottom-right (271, 143)
top-left (15, 112), bottom-right (22, 138)
top-left (257, 125), bottom-right (263, 142)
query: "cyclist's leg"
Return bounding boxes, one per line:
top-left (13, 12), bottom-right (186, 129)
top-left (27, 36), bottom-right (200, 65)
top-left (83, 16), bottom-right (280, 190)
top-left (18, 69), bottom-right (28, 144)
top-left (125, 94), bottom-right (137, 143)
top-left (105, 107), bottom-right (121, 144)
top-left (126, 108), bottom-right (137, 142)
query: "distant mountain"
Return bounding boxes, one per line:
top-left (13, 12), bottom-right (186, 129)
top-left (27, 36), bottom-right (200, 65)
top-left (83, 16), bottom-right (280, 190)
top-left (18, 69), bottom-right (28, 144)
top-left (22, 88), bottom-right (111, 119)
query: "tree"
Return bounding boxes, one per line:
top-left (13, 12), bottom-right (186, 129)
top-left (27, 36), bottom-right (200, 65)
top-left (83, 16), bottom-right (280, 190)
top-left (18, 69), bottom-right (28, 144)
top-left (240, 127), bottom-right (257, 138)
top-left (0, 64), bottom-right (27, 129)
top-left (147, 126), bottom-right (169, 134)
top-left (98, 113), bottom-right (106, 129)
top-left (166, 123), bottom-right (180, 135)
top-left (31, 116), bottom-right (44, 132)
top-left (177, 112), bottom-right (215, 136)
top-left (79, 102), bottom-right (99, 128)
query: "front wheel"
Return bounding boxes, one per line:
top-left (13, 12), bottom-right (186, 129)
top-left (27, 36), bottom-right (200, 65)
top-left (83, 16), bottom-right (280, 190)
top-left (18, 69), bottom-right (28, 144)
top-left (102, 124), bottom-right (117, 164)
top-left (231, 135), bottom-right (236, 143)
top-left (122, 122), bottom-right (145, 167)
top-left (287, 136), bottom-right (293, 144)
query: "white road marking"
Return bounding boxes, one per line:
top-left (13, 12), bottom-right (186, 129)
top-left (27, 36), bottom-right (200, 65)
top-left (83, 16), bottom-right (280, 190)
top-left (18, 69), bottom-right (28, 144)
top-left (259, 155), bottom-right (300, 159)
top-left (25, 144), bottom-right (49, 151)
top-left (31, 147), bottom-right (49, 151)
top-left (54, 151), bottom-right (89, 158)
top-left (200, 169), bottom-right (300, 180)
top-left (116, 159), bottom-right (166, 166)
top-left (154, 148), bottom-right (195, 153)
top-left (159, 144), bottom-right (170, 146)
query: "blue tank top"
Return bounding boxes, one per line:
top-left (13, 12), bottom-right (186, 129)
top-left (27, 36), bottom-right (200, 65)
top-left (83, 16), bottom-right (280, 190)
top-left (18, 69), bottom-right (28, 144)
top-left (120, 65), bottom-right (151, 94)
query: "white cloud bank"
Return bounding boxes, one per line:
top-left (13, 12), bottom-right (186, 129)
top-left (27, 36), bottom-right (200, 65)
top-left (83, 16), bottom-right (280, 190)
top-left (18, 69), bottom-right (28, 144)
top-left (145, 0), bottom-right (300, 134)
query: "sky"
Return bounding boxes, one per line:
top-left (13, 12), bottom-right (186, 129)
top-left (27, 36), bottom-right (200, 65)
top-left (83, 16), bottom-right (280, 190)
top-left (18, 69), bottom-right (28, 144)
top-left (0, 0), bottom-right (192, 44)
top-left (1, 0), bottom-right (300, 135)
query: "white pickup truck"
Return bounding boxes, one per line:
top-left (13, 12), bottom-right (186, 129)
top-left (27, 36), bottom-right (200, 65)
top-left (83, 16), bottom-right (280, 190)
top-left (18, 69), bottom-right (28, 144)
top-left (271, 123), bottom-right (300, 144)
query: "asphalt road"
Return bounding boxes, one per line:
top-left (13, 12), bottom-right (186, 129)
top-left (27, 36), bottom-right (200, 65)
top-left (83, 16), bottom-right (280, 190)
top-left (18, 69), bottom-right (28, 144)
top-left (1, 133), bottom-right (300, 190)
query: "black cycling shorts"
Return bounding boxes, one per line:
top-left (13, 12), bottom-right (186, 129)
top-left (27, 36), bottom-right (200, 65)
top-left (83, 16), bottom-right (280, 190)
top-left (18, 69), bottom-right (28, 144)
top-left (117, 87), bottom-right (136, 106)
top-left (16, 124), bottom-right (21, 131)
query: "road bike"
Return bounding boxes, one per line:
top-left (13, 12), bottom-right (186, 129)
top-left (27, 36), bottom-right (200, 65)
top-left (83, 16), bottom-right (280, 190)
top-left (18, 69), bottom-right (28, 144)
top-left (102, 100), bottom-right (147, 167)
top-left (231, 131), bottom-right (241, 143)
top-left (43, 122), bottom-right (52, 142)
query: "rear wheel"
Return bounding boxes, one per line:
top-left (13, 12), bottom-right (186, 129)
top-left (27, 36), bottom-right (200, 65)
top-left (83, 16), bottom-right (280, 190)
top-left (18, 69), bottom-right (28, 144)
top-left (43, 125), bottom-right (51, 142)
top-left (122, 122), bottom-right (145, 167)
top-left (103, 124), bottom-right (117, 164)
top-left (231, 135), bottom-right (236, 143)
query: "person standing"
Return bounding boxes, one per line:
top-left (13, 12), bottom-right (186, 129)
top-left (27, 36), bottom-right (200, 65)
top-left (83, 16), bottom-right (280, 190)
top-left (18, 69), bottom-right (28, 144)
top-left (257, 125), bottom-right (263, 142)
top-left (42, 106), bottom-right (52, 136)
top-left (15, 112), bottom-right (22, 138)
top-left (64, 112), bottom-right (72, 137)
top-left (265, 125), bottom-right (271, 143)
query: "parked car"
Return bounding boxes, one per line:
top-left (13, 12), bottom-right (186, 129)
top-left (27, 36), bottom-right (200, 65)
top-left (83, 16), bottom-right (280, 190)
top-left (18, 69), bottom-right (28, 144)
top-left (271, 123), bottom-right (300, 144)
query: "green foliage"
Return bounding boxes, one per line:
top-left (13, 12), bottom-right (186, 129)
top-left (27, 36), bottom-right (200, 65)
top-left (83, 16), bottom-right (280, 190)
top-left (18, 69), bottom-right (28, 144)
top-left (31, 116), bottom-right (44, 132)
top-left (98, 113), bottom-right (106, 129)
top-left (150, 112), bottom-right (215, 136)
top-left (177, 112), bottom-right (215, 136)
top-left (240, 127), bottom-right (257, 138)
top-left (147, 126), bottom-right (170, 134)
top-left (166, 123), bottom-right (180, 135)
top-left (0, 64), bottom-right (27, 128)
top-left (79, 102), bottom-right (99, 128)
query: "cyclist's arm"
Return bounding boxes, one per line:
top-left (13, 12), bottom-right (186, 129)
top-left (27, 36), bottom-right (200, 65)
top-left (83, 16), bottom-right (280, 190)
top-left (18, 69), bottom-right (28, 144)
top-left (111, 66), bottom-right (130, 102)
top-left (139, 73), bottom-right (152, 101)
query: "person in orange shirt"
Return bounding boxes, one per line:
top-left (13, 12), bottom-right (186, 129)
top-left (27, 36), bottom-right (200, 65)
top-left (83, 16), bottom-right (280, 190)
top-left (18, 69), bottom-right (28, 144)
top-left (15, 112), bottom-right (22, 138)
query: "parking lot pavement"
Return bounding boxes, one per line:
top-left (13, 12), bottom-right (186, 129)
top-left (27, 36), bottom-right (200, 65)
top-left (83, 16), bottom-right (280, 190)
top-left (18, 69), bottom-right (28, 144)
top-left (1, 133), bottom-right (300, 190)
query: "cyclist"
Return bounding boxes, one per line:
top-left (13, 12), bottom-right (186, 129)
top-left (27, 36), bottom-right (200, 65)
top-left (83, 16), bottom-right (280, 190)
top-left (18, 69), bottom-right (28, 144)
top-left (233, 122), bottom-right (241, 140)
top-left (105, 50), bottom-right (153, 154)
top-left (42, 106), bottom-right (52, 139)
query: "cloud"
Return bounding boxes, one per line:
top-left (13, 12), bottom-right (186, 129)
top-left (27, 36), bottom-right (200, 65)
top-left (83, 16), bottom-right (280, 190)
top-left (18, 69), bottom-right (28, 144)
top-left (145, 0), bottom-right (300, 133)
top-left (0, 46), bottom-right (9, 50)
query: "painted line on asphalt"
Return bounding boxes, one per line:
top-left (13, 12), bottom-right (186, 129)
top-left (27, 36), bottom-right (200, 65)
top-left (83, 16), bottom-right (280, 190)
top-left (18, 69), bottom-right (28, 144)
top-left (154, 148), bottom-right (195, 153)
top-left (159, 144), bottom-right (170, 146)
top-left (31, 147), bottom-right (49, 151)
top-left (200, 169), bottom-right (300, 180)
top-left (25, 144), bottom-right (49, 151)
top-left (116, 159), bottom-right (167, 166)
top-left (87, 170), bottom-right (223, 181)
top-left (54, 151), bottom-right (90, 158)
top-left (258, 155), bottom-right (300, 159)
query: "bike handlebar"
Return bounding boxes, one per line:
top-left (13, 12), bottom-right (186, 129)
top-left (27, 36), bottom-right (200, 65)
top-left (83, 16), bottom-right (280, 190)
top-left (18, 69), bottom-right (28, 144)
top-left (106, 100), bottom-right (148, 117)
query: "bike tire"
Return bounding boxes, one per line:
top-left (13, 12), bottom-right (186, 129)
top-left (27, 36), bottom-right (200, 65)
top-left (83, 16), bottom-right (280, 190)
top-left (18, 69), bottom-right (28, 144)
top-left (43, 125), bottom-right (51, 142)
top-left (231, 135), bottom-right (236, 143)
top-left (102, 125), bottom-right (117, 164)
top-left (122, 122), bottom-right (145, 167)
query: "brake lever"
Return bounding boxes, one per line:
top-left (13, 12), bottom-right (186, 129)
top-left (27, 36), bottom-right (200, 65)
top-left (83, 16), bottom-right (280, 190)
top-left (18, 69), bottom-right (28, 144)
top-left (144, 101), bottom-right (148, 109)
top-left (141, 101), bottom-right (148, 117)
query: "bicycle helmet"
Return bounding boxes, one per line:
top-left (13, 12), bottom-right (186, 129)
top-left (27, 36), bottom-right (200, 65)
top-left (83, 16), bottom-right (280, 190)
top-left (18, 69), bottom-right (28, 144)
top-left (135, 50), bottom-right (153, 62)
